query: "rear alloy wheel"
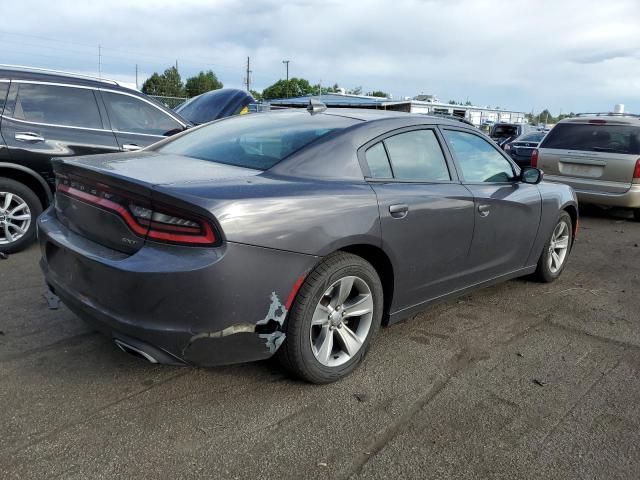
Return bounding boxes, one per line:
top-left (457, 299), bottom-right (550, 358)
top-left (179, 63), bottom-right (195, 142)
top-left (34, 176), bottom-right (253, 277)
top-left (0, 179), bottom-right (43, 254)
top-left (534, 212), bottom-right (573, 283)
top-left (278, 252), bottom-right (383, 383)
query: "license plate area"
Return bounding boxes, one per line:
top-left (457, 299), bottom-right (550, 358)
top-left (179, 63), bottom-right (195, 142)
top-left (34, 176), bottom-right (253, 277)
top-left (559, 162), bottom-right (604, 178)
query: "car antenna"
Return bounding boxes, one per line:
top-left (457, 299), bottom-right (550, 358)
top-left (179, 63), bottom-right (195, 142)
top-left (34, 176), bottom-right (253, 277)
top-left (307, 98), bottom-right (327, 115)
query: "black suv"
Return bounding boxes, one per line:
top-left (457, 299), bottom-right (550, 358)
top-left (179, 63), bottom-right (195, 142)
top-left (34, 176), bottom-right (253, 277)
top-left (0, 66), bottom-right (191, 253)
top-left (490, 122), bottom-right (534, 148)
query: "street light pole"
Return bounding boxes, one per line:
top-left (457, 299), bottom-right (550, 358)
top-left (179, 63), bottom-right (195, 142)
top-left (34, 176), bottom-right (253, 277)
top-left (282, 60), bottom-right (290, 98)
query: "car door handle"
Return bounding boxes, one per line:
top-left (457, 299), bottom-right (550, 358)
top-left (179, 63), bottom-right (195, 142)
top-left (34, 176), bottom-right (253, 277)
top-left (389, 204), bottom-right (409, 218)
top-left (478, 204), bottom-right (491, 217)
top-left (15, 132), bottom-right (45, 142)
top-left (122, 144), bottom-right (141, 152)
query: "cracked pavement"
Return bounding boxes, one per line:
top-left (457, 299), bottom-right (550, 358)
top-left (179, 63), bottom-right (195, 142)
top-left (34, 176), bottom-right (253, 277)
top-left (1, 206), bottom-right (639, 479)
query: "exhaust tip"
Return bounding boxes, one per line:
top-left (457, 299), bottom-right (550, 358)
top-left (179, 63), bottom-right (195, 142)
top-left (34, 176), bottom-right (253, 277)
top-left (114, 339), bottom-right (158, 364)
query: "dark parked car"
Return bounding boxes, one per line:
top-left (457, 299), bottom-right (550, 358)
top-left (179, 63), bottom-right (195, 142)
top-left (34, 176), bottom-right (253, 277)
top-left (490, 122), bottom-right (534, 148)
top-left (0, 65), bottom-right (191, 253)
top-left (174, 88), bottom-right (256, 124)
top-left (504, 131), bottom-right (546, 167)
top-left (38, 107), bottom-right (578, 383)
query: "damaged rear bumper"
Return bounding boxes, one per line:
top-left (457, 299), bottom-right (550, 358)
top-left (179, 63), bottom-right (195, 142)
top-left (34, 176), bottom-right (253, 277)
top-left (38, 208), bottom-right (318, 366)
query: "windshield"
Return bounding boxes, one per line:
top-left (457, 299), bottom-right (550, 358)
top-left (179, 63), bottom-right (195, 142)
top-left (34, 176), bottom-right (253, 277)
top-left (540, 123), bottom-right (640, 154)
top-left (155, 111), bottom-right (359, 170)
top-left (491, 125), bottom-right (518, 137)
top-left (518, 132), bottom-right (545, 142)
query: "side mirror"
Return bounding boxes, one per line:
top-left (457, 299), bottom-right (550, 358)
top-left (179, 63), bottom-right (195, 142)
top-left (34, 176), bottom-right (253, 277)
top-left (521, 167), bottom-right (543, 184)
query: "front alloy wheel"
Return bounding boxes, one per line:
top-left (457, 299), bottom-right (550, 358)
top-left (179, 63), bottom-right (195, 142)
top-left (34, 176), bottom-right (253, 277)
top-left (535, 211), bottom-right (573, 282)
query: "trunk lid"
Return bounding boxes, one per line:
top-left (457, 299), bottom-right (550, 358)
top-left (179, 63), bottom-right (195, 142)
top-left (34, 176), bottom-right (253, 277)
top-left (52, 152), bottom-right (258, 253)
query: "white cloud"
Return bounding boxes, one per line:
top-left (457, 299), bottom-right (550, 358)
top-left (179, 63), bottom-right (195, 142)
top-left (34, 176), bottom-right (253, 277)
top-left (2, 0), bottom-right (640, 112)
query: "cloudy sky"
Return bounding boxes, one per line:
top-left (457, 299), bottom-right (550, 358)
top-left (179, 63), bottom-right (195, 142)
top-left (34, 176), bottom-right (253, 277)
top-left (2, 0), bottom-right (640, 113)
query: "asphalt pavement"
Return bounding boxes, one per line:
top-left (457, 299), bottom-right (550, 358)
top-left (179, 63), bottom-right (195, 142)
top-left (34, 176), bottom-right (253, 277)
top-left (1, 206), bottom-right (639, 479)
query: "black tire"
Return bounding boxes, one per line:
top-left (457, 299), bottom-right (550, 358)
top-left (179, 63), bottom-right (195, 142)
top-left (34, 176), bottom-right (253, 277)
top-left (534, 211), bottom-right (573, 283)
top-left (277, 252), bottom-right (384, 384)
top-left (0, 178), bottom-right (43, 254)
top-left (634, 209), bottom-right (640, 222)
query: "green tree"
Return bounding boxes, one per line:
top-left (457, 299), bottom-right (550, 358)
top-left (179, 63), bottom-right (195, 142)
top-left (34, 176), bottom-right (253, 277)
top-left (249, 89), bottom-right (263, 101)
top-left (367, 90), bottom-right (389, 98)
top-left (185, 70), bottom-right (223, 97)
top-left (448, 100), bottom-right (458, 105)
top-left (141, 66), bottom-right (185, 97)
top-left (312, 83), bottom-right (342, 95)
top-left (262, 77), bottom-right (314, 100)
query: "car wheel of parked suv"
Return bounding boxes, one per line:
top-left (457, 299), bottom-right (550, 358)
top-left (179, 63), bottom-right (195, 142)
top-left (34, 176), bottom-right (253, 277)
top-left (534, 212), bottom-right (573, 283)
top-left (278, 252), bottom-right (384, 383)
top-left (0, 179), bottom-right (43, 254)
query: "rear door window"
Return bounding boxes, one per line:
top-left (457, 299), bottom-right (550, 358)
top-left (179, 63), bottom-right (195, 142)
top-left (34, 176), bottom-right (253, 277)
top-left (365, 142), bottom-right (393, 178)
top-left (540, 123), bottom-right (640, 154)
top-left (383, 130), bottom-right (451, 181)
top-left (103, 91), bottom-right (183, 136)
top-left (9, 83), bottom-right (102, 129)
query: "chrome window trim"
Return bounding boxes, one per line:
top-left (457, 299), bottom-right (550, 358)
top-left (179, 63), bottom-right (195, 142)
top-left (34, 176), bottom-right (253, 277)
top-left (0, 114), bottom-right (165, 138)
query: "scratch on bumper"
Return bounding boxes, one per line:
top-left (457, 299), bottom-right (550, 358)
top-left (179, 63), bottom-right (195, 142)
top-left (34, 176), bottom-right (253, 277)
top-left (183, 291), bottom-right (288, 357)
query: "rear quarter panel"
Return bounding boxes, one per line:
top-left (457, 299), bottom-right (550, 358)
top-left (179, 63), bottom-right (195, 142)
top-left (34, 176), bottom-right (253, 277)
top-left (152, 174), bottom-right (382, 256)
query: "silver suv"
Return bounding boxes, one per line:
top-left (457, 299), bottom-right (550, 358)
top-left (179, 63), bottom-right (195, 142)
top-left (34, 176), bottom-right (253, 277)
top-left (534, 113), bottom-right (640, 220)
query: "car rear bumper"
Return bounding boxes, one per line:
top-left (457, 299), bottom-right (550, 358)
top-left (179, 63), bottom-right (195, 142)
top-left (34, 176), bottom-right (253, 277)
top-left (37, 207), bottom-right (318, 366)
top-left (544, 176), bottom-right (640, 208)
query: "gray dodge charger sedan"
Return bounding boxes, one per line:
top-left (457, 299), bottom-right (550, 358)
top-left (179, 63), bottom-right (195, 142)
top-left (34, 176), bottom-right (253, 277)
top-left (38, 106), bottom-right (578, 383)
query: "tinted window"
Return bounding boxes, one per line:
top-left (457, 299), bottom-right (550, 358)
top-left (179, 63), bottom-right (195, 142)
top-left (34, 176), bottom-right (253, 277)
top-left (491, 125), bottom-right (518, 137)
top-left (156, 111), bottom-right (358, 170)
top-left (103, 92), bottom-right (183, 136)
top-left (0, 82), bottom-right (8, 115)
top-left (365, 143), bottom-right (392, 178)
top-left (11, 83), bottom-right (102, 129)
top-left (444, 130), bottom-right (515, 183)
top-left (519, 132), bottom-right (545, 142)
top-left (540, 123), bottom-right (640, 154)
top-left (383, 130), bottom-right (450, 181)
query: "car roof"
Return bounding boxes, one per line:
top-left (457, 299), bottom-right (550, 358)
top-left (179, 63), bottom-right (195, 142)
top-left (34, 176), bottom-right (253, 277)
top-left (318, 108), bottom-right (474, 127)
top-left (558, 114), bottom-right (640, 126)
top-left (0, 64), bottom-right (124, 90)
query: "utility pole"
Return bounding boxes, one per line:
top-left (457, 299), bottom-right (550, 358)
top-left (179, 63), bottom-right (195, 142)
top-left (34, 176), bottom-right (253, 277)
top-left (175, 59), bottom-right (178, 72)
top-left (282, 59), bottom-right (290, 98)
top-left (98, 45), bottom-right (102, 78)
top-left (246, 57), bottom-right (251, 91)
top-left (135, 64), bottom-right (138, 90)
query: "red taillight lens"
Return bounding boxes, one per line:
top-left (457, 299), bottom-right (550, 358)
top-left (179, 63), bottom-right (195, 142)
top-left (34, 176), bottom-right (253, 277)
top-left (56, 175), bottom-right (217, 246)
top-left (633, 158), bottom-right (640, 180)
top-left (531, 148), bottom-right (539, 167)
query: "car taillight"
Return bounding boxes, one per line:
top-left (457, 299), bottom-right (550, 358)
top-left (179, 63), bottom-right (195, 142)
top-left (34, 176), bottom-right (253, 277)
top-left (633, 158), bottom-right (640, 181)
top-left (531, 148), bottom-right (539, 167)
top-left (56, 175), bottom-right (217, 246)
